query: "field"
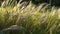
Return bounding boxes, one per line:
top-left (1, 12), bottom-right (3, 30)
top-left (0, 0), bottom-right (60, 34)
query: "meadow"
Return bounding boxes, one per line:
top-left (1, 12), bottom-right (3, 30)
top-left (0, 0), bottom-right (60, 34)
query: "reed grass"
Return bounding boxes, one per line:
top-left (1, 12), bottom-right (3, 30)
top-left (0, 0), bottom-right (60, 34)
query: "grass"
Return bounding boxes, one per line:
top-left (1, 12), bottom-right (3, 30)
top-left (0, 0), bottom-right (60, 34)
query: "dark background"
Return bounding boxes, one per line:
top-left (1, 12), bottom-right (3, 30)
top-left (0, 0), bottom-right (60, 7)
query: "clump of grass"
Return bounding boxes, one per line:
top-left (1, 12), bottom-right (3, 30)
top-left (0, 0), bottom-right (60, 34)
top-left (0, 6), bottom-right (60, 34)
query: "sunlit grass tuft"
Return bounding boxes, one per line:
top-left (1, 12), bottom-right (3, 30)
top-left (0, 0), bottom-right (60, 34)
